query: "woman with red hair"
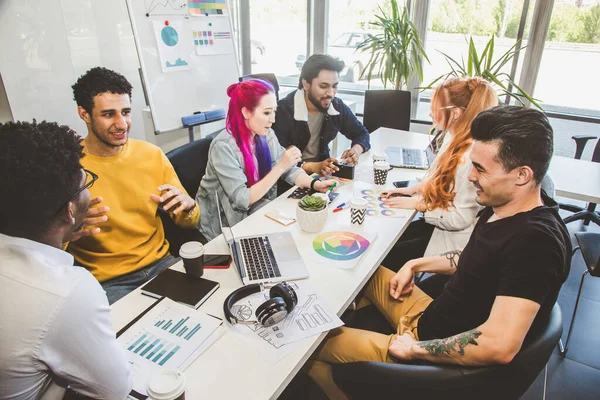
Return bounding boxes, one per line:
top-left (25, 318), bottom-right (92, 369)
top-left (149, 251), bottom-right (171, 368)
top-left (382, 77), bottom-right (498, 270)
top-left (196, 79), bottom-right (335, 240)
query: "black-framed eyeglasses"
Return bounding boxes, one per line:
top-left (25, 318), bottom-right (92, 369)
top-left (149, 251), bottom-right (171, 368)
top-left (56, 169), bottom-right (98, 213)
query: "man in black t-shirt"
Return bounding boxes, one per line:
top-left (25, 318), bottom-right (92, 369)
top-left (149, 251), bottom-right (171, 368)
top-left (307, 106), bottom-right (571, 400)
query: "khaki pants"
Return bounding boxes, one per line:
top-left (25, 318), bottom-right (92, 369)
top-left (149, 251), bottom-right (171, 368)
top-left (307, 266), bottom-right (433, 400)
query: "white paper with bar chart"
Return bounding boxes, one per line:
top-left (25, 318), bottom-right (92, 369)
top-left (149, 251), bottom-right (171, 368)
top-left (117, 297), bottom-right (223, 395)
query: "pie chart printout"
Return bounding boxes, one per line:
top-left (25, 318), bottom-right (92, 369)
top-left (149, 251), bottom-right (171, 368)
top-left (312, 232), bottom-right (371, 261)
top-left (161, 25), bottom-right (179, 47)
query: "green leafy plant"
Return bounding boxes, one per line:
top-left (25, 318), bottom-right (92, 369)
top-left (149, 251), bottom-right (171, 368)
top-left (422, 35), bottom-right (542, 110)
top-left (357, 0), bottom-right (429, 90)
top-left (298, 195), bottom-right (327, 212)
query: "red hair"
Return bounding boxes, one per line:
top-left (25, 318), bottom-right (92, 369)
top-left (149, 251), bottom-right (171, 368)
top-left (421, 77), bottom-right (498, 210)
top-left (226, 79), bottom-right (274, 186)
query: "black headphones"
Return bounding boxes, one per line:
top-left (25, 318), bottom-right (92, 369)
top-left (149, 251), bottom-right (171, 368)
top-left (223, 282), bottom-right (298, 327)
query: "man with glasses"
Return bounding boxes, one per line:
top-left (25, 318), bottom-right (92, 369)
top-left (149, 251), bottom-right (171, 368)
top-left (0, 121), bottom-right (131, 399)
top-left (67, 67), bottom-right (200, 304)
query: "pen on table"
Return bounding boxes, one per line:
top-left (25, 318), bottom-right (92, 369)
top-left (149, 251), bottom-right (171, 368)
top-left (333, 204), bottom-right (348, 213)
top-left (335, 202), bottom-right (346, 209)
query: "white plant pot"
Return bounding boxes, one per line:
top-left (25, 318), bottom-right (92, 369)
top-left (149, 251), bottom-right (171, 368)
top-left (296, 205), bottom-right (328, 233)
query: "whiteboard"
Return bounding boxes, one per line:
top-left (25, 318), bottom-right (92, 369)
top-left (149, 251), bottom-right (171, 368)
top-left (126, 0), bottom-right (239, 133)
top-left (0, 0), bottom-right (147, 141)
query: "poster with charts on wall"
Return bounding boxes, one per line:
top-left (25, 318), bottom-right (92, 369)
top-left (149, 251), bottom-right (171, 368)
top-left (117, 298), bottom-right (223, 395)
top-left (191, 18), bottom-right (233, 56)
top-left (152, 20), bottom-right (191, 73)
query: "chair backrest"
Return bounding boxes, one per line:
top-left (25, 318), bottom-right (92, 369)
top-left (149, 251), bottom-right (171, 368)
top-left (166, 136), bottom-right (213, 197)
top-left (592, 140), bottom-right (600, 163)
top-left (363, 89), bottom-right (411, 133)
top-left (239, 73), bottom-right (280, 101)
top-left (332, 303), bottom-right (563, 400)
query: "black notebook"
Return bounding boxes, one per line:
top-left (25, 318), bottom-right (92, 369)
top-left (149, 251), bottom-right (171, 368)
top-left (140, 269), bottom-right (219, 309)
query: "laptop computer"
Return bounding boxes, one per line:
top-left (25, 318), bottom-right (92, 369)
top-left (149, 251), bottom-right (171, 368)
top-left (216, 193), bottom-right (309, 285)
top-left (386, 141), bottom-right (436, 170)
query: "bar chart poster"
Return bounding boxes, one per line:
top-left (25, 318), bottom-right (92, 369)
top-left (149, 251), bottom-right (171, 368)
top-left (116, 298), bottom-right (222, 395)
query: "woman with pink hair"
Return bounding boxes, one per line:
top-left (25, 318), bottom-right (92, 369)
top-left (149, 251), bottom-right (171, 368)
top-left (196, 79), bottom-right (335, 240)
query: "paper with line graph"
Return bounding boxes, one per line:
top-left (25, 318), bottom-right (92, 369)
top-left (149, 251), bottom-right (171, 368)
top-left (117, 298), bottom-right (222, 395)
top-left (230, 282), bottom-right (343, 350)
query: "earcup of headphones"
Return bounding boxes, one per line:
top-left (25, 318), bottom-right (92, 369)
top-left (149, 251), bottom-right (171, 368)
top-left (255, 297), bottom-right (288, 327)
top-left (269, 282), bottom-right (298, 313)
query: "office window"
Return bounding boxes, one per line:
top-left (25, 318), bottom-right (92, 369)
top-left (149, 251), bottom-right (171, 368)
top-left (535, 1), bottom-right (600, 117)
top-left (417, 0), bottom-right (529, 120)
top-left (248, 0), bottom-right (307, 87)
top-left (325, 0), bottom-right (394, 91)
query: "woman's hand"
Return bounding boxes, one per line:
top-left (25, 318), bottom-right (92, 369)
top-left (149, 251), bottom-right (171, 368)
top-left (277, 146), bottom-right (302, 171)
top-left (382, 195), bottom-right (420, 210)
top-left (313, 179), bottom-right (337, 193)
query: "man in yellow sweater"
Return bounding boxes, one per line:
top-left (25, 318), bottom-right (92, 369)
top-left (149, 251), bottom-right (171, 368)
top-left (67, 67), bottom-right (200, 304)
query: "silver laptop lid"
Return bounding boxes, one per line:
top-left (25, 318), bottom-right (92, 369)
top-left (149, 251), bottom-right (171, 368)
top-left (215, 193), bottom-right (246, 282)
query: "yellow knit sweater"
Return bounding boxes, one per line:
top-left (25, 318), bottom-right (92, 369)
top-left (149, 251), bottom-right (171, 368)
top-left (68, 139), bottom-right (200, 282)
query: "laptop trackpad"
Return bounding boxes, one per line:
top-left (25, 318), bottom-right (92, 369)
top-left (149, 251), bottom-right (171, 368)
top-left (268, 233), bottom-right (301, 262)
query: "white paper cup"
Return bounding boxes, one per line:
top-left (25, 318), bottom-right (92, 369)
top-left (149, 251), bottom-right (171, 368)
top-left (147, 369), bottom-right (186, 400)
top-left (373, 161), bottom-right (390, 185)
top-left (372, 152), bottom-right (388, 163)
top-left (179, 241), bottom-right (205, 277)
top-left (350, 198), bottom-right (368, 225)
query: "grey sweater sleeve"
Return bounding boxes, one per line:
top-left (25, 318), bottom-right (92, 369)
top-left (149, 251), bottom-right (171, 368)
top-left (210, 140), bottom-right (251, 212)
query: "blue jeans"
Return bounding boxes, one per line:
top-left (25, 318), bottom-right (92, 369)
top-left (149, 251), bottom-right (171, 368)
top-left (101, 255), bottom-right (178, 304)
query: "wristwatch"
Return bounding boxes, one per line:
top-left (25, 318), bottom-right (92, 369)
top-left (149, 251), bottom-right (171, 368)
top-left (310, 178), bottom-right (320, 191)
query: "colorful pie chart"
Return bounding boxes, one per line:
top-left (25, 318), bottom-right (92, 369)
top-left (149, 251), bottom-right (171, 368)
top-left (313, 231), bottom-right (371, 261)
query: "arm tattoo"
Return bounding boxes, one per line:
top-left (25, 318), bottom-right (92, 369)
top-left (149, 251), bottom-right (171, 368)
top-left (440, 249), bottom-right (462, 269)
top-left (417, 329), bottom-right (482, 357)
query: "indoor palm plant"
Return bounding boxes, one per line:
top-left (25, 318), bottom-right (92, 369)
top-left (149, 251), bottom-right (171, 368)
top-left (357, 0), bottom-right (429, 90)
top-left (422, 35), bottom-right (542, 109)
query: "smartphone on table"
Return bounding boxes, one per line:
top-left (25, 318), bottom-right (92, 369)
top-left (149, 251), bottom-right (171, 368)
top-left (204, 254), bottom-right (232, 269)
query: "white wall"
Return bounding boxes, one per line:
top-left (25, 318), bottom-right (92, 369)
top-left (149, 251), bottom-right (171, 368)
top-left (0, 0), bottom-right (201, 152)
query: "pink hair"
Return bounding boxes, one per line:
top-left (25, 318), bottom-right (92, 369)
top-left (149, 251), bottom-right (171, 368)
top-left (226, 79), bottom-right (274, 186)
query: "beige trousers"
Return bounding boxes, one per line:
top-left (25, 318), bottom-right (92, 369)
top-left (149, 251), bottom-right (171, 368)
top-left (307, 266), bottom-right (434, 400)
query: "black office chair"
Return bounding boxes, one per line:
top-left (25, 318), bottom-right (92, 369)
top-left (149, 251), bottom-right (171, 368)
top-left (240, 73), bottom-right (280, 101)
top-left (559, 231), bottom-right (600, 356)
top-left (559, 135), bottom-right (600, 226)
top-left (362, 89), bottom-right (411, 133)
top-left (159, 136), bottom-right (213, 256)
top-left (333, 303), bottom-right (562, 400)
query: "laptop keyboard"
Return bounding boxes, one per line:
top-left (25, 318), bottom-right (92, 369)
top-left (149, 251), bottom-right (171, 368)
top-left (402, 148), bottom-right (424, 166)
top-left (239, 237), bottom-right (281, 281)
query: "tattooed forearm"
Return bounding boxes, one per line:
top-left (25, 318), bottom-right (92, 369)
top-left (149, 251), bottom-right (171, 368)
top-left (417, 329), bottom-right (481, 357)
top-left (440, 249), bottom-right (462, 269)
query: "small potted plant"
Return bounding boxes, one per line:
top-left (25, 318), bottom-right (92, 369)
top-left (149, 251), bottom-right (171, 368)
top-left (296, 195), bottom-right (328, 233)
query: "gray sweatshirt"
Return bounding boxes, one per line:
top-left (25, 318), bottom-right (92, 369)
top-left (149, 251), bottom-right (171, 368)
top-left (196, 129), bottom-right (303, 240)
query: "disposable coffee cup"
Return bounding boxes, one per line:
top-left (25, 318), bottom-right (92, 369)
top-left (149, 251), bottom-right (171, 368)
top-left (147, 369), bottom-right (186, 400)
top-left (350, 198), bottom-right (368, 225)
top-left (372, 152), bottom-right (388, 163)
top-left (179, 241), bottom-right (205, 278)
top-left (373, 161), bottom-right (390, 185)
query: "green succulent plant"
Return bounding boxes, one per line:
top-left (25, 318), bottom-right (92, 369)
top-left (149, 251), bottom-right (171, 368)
top-left (298, 195), bottom-right (327, 212)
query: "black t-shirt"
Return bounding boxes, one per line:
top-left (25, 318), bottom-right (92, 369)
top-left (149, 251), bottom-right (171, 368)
top-left (417, 194), bottom-right (571, 341)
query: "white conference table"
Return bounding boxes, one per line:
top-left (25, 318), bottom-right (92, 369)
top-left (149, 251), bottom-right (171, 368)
top-left (111, 127), bottom-right (427, 400)
top-left (111, 127), bottom-right (597, 399)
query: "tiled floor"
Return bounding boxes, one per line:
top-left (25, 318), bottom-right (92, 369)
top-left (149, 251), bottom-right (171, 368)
top-left (521, 209), bottom-right (600, 400)
top-left (280, 206), bottom-right (600, 400)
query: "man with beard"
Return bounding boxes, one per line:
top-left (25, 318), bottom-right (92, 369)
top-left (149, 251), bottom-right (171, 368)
top-left (273, 54), bottom-right (370, 177)
top-left (0, 121), bottom-right (131, 399)
top-left (307, 106), bottom-right (571, 400)
top-left (67, 67), bottom-right (200, 304)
